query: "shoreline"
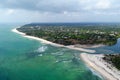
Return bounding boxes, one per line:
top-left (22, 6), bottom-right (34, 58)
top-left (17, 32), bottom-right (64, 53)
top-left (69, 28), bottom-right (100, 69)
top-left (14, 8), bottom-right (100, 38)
top-left (80, 53), bottom-right (120, 80)
top-left (12, 28), bottom-right (96, 53)
top-left (11, 27), bottom-right (120, 80)
top-left (74, 44), bottom-right (105, 48)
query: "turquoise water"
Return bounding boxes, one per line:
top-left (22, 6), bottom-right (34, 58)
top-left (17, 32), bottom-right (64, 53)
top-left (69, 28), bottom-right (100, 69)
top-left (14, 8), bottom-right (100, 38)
top-left (0, 24), bottom-right (103, 80)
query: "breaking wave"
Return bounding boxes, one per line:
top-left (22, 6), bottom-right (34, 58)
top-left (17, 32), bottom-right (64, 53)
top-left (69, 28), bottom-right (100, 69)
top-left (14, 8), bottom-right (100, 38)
top-left (36, 46), bottom-right (48, 53)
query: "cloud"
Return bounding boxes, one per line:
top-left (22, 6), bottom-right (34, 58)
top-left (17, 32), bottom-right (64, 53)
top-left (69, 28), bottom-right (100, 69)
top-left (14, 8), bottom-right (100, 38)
top-left (0, 0), bottom-right (120, 22)
top-left (6, 9), bottom-right (14, 15)
top-left (0, 0), bottom-right (118, 13)
top-left (95, 0), bottom-right (111, 9)
top-left (0, 0), bottom-right (80, 13)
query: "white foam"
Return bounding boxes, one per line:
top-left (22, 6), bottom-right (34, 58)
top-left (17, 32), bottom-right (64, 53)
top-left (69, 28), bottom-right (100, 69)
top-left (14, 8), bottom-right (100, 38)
top-left (38, 54), bottom-right (43, 56)
top-left (36, 46), bottom-right (48, 52)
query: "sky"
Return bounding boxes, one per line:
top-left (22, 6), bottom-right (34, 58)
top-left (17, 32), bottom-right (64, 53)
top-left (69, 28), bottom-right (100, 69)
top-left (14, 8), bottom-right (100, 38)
top-left (0, 0), bottom-right (120, 23)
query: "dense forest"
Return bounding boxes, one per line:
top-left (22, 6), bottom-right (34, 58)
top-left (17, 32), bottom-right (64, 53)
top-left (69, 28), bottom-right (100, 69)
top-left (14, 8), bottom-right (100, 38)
top-left (17, 23), bottom-right (120, 46)
top-left (103, 54), bottom-right (120, 70)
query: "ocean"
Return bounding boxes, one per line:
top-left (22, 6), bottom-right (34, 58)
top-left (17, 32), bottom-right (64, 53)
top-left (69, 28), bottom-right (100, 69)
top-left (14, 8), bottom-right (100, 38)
top-left (1, 23), bottom-right (120, 80)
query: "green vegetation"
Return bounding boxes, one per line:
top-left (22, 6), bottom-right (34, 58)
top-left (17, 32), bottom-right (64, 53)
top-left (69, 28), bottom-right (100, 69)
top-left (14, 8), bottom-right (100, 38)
top-left (17, 23), bottom-right (120, 46)
top-left (103, 54), bottom-right (120, 70)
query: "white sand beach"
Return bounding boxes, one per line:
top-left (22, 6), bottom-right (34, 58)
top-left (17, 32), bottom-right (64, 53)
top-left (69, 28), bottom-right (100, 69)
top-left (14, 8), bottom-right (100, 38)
top-left (12, 28), bottom-right (96, 53)
top-left (74, 44), bottom-right (105, 48)
top-left (80, 53), bottom-right (120, 80)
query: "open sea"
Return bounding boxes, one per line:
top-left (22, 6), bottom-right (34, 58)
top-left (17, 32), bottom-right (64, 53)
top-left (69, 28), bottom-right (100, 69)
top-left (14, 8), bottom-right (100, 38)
top-left (0, 23), bottom-right (120, 80)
